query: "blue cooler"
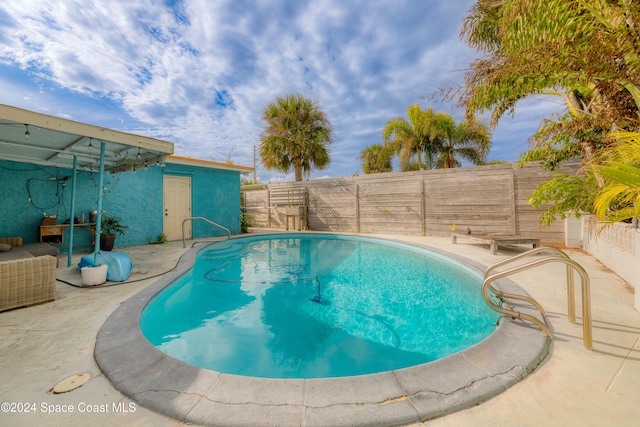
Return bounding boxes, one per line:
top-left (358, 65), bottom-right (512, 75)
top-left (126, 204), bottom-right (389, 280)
top-left (79, 251), bottom-right (133, 282)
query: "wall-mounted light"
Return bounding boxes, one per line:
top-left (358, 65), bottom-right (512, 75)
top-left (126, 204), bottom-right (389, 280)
top-left (24, 124), bottom-right (30, 139)
top-left (88, 138), bottom-right (93, 152)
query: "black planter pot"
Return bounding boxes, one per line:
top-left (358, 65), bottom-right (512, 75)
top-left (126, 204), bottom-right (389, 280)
top-left (100, 234), bottom-right (116, 251)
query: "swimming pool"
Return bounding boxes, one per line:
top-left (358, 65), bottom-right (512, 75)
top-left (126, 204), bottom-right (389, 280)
top-left (96, 233), bottom-right (550, 426)
top-left (140, 234), bottom-right (499, 378)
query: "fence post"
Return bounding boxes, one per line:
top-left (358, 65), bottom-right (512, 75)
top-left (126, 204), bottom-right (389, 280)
top-left (509, 168), bottom-right (517, 235)
top-left (421, 179), bottom-right (426, 236)
top-left (355, 183), bottom-right (360, 233)
top-left (267, 188), bottom-right (271, 228)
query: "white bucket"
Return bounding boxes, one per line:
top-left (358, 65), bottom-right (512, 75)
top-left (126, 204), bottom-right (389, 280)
top-left (81, 264), bottom-right (108, 286)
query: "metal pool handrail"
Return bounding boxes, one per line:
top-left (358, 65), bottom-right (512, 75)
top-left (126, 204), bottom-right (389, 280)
top-left (485, 247), bottom-right (577, 321)
top-left (182, 217), bottom-right (231, 248)
top-left (482, 246), bottom-right (592, 350)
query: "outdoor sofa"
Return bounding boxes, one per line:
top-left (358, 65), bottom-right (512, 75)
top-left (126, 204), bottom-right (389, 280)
top-left (0, 237), bottom-right (59, 312)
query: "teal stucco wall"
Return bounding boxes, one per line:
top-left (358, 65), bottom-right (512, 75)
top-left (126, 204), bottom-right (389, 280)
top-left (0, 158), bottom-right (242, 251)
top-left (162, 162), bottom-right (241, 238)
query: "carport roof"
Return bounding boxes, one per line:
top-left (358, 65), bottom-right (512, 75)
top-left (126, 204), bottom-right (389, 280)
top-left (0, 104), bottom-right (174, 172)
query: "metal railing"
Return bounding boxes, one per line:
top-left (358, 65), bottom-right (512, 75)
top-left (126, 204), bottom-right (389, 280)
top-left (182, 217), bottom-right (232, 248)
top-left (482, 246), bottom-right (592, 350)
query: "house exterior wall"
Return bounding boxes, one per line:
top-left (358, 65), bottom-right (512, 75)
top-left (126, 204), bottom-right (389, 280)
top-left (161, 162), bottom-right (241, 239)
top-left (0, 159), bottom-right (242, 250)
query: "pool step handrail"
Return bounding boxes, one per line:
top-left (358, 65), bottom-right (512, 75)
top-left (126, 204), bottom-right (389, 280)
top-left (482, 246), bottom-right (592, 350)
top-left (485, 247), bottom-right (577, 321)
top-left (182, 217), bottom-right (232, 248)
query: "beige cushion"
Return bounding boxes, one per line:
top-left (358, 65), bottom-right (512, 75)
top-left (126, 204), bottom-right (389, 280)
top-left (0, 243), bottom-right (10, 252)
top-left (22, 243), bottom-right (60, 257)
top-left (0, 248), bottom-right (34, 261)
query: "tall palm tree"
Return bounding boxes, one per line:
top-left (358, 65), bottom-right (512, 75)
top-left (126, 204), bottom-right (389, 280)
top-left (382, 105), bottom-right (441, 171)
top-left (359, 143), bottom-right (393, 174)
top-left (260, 94), bottom-right (333, 181)
top-left (435, 114), bottom-right (491, 168)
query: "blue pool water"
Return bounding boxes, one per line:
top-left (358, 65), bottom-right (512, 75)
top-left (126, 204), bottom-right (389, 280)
top-left (140, 234), bottom-right (499, 378)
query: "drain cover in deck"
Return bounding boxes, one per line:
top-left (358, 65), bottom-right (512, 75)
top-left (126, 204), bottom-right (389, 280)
top-left (52, 373), bottom-right (91, 394)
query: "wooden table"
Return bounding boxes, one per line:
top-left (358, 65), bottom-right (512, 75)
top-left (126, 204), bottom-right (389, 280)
top-left (451, 231), bottom-right (540, 255)
top-left (40, 223), bottom-right (96, 248)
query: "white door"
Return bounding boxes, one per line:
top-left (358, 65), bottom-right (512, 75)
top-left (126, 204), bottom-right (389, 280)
top-left (163, 176), bottom-right (192, 241)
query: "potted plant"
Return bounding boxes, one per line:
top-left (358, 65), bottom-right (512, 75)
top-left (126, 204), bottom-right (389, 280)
top-left (81, 263), bottom-right (108, 286)
top-left (99, 215), bottom-right (127, 251)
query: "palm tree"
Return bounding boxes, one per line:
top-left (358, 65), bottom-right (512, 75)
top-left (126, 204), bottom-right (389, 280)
top-left (457, 1), bottom-right (640, 226)
top-left (592, 132), bottom-right (640, 225)
top-left (435, 114), bottom-right (491, 168)
top-left (260, 94), bottom-right (333, 181)
top-left (241, 177), bottom-right (260, 186)
top-left (359, 144), bottom-right (393, 174)
top-left (459, 0), bottom-right (640, 165)
top-left (382, 105), bottom-right (441, 171)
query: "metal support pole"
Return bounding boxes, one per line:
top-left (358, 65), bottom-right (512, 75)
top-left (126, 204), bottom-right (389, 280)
top-left (67, 155), bottom-right (78, 267)
top-left (92, 141), bottom-right (106, 262)
top-left (567, 265), bottom-right (576, 322)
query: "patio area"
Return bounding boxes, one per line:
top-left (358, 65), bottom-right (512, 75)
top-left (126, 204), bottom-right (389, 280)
top-left (1, 231), bottom-right (639, 426)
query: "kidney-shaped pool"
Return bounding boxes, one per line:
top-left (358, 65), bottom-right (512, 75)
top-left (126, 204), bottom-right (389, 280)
top-left (141, 234), bottom-right (499, 378)
top-left (96, 233), bottom-right (550, 427)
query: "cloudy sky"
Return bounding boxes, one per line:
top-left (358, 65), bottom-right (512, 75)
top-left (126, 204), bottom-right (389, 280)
top-left (0, 0), bottom-right (564, 181)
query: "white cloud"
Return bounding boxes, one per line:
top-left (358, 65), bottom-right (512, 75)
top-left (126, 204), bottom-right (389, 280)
top-left (0, 0), bottom-right (562, 180)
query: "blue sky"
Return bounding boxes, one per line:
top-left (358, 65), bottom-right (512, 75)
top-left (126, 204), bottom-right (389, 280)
top-left (0, 1), bottom-right (564, 182)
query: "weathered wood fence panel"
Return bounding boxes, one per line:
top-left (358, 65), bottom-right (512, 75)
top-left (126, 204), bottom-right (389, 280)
top-left (513, 162), bottom-right (578, 242)
top-left (242, 188), bottom-right (270, 226)
top-left (307, 179), bottom-right (356, 232)
top-left (242, 162), bottom-right (580, 243)
top-left (424, 166), bottom-right (516, 236)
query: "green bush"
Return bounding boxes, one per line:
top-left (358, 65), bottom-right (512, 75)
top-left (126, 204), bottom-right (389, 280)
top-left (240, 208), bottom-right (252, 233)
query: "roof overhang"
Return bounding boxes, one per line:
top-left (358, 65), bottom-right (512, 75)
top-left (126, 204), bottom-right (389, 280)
top-left (0, 104), bottom-right (174, 172)
top-left (166, 155), bottom-right (254, 173)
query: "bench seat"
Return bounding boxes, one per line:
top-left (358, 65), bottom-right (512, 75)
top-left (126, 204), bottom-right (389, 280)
top-left (451, 231), bottom-right (540, 255)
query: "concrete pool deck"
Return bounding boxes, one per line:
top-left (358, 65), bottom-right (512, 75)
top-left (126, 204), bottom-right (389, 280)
top-left (1, 231), bottom-right (639, 426)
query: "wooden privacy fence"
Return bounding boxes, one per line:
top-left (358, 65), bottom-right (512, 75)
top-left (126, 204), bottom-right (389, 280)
top-left (242, 162), bottom-right (580, 243)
